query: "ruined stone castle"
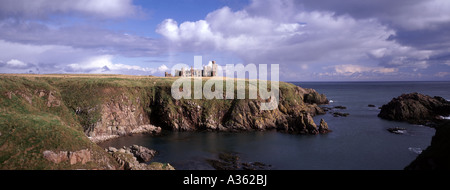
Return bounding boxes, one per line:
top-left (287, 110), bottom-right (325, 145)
top-left (165, 61), bottom-right (218, 77)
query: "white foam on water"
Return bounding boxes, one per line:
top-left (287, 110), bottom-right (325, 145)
top-left (408, 147), bottom-right (423, 154)
top-left (329, 100), bottom-right (334, 103)
top-left (439, 115), bottom-right (450, 120)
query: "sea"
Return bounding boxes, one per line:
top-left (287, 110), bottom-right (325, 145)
top-left (99, 81), bottom-right (450, 170)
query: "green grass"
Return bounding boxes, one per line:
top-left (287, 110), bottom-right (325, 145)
top-left (0, 111), bottom-right (93, 169)
top-left (0, 76), bottom-right (116, 169)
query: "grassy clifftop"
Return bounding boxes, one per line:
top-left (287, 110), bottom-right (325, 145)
top-left (0, 76), bottom-right (118, 169)
top-left (0, 74), bottom-right (328, 169)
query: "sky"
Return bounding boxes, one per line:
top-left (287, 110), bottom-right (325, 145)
top-left (0, 0), bottom-right (449, 81)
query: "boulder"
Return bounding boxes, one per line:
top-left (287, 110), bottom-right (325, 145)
top-left (332, 112), bottom-right (349, 117)
top-left (206, 152), bottom-right (271, 170)
top-left (387, 127), bottom-right (406, 135)
top-left (129, 145), bottom-right (157, 163)
top-left (43, 150), bottom-right (68, 164)
top-left (106, 145), bottom-right (171, 170)
top-left (68, 149), bottom-right (91, 165)
top-left (334, 106), bottom-right (347, 109)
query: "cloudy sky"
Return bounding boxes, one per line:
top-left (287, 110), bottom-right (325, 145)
top-left (0, 0), bottom-right (449, 81)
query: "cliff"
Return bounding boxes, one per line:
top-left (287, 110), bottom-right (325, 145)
top-left (50, 76), bottom-right (329, 138)
top-left (0, 74), bottom-right (329, 169)
top-left (405, 121), bottom-right (450, 170)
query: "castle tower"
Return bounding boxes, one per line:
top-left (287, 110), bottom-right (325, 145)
top-left (211, 61), bottom-right (217, 77)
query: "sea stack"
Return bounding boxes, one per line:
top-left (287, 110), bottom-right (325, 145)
top-left (319, 119), bottom-right (331, 134)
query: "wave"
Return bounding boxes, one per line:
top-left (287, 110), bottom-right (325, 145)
top-left (329, 100), bottom-right (334, 103)
top-left (439, 116), bottom-right (450, 120)
top-left (408, 147), bottom-right (423, 154)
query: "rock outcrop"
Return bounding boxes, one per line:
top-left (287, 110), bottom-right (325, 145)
top-left (106, 145), bottom-right (174, 170)
top-left (82, 92), bottom-right (162, 143)
top-left (206, 152), bottom-right (272, 170)
top-left (332, 112), bottom-right (349, 117)
top-left (378, 93), bottom-right (450, 126)
top-left (148, 85), bottom-right (329, 135)
top-left (129, 145), bottom-right (157, 163)
top-left (405, 121), bottom-right (450, 170)
top-left (43, 149), bottom-right (92, 165)
top-left (387, 127), bottom-right (406, 135)
top-left (319, 119), bottom-right (331, 134)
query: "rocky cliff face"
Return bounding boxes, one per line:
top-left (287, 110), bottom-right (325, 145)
top-left (378, 93), bottom-right (450, 126)
top-left (87, 84), bottom-right (330, 137)
top-left (84, 90), bottom-right (162, 143)
top-left (54, 78), bottom-right (330, 140)
top-left (405, 121), bottom-right (450, 170)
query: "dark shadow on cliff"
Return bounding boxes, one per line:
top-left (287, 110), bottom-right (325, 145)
top-left (405, 120), bottom-right (450, 170)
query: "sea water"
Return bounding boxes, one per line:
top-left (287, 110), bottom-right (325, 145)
top-left (99, 81), bottom-right (450, 170)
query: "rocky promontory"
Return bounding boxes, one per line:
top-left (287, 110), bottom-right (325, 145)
top-left (378, 93), bottom-right (450, 126)
top-left (0, 75), bottom-right (331, 169)
top-left (59, 78), bottom-right (331, 137)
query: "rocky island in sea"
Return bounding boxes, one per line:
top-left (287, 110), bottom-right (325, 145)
top-left (378, 92), bottom-right (450, 126)
top-left (0, 74), bottom-right (330, 170)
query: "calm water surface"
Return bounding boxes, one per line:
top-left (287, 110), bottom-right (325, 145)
top-left (99, 81), bottom-right (450, 170)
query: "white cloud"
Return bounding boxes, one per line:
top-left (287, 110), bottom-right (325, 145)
top-left (156, 1), bottom-right (432, 78)
top-left (66, 55), bottom-right (158, 74)
top-left (0, 0), bottom-right (140, 19)
top-left (157, 64), bottom-right (169, 72)
top-left (334, 64), bottom-right (398, 76)
top-left (6, 59), bottom-right (27, 67)
top-left (156, 19), bottom-right (181, 41)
